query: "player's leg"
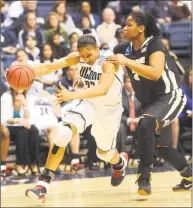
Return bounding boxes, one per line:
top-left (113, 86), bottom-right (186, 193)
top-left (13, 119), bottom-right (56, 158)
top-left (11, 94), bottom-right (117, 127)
top-left (92, 106), bottom-right (128, 187)
top-left (25, 122), bottom-right (75, 203)
top-left (135, 114), bottom-right (157, 195)
top-left (156, 146), bottom-right (192, 191)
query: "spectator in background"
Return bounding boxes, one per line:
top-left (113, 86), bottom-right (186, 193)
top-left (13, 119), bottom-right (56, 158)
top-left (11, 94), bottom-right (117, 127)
top-left (1, 27), bottom-right (18, 55)
top-left (68, 31), bottom-right (81, 44)
top-left (70, 41), bottom-right (78, 53)
top-left (44, 12), bottom-right (69, 44)
top-left (0, 0), bottom-right (9, 23)
top-left (170, 0), bottom-right (192, 21)
top-left (24, 35), bottom-right (40, 62)
top-left (96, 8), bottom-right (121, 50)
top-left (16, 49), bottom-right (34, 66)
top-left (35, 43), bottom-right (62, 92)
top-left (3, 0), bottom-right (26, 27)
top-left (0, 124), bottom-right (10, 176)
top-left (116, 76), bottom-right (141, 152)
top-left (0, 62), bottom-right (8, 97)
top-left (53, 2), bottom-right (76, 36)
top-left (1, 87), bottom-right (40, 175)
top-left (13, 0), bottom-right (45, 36)
top-left (145, 1), bottom-right (172, 24)
top-left (48, 33), bottom-right (69, 59)
top-left (179, 69), bottom-right (192, 128)
top-left (79, 16), bottom-right (100, 44)
top-left (115, 28), bottom-right (125, 44)
top-left (18, 12), bottom-right (44, 48)
top-left (73, 1), bottom-right (101, 28)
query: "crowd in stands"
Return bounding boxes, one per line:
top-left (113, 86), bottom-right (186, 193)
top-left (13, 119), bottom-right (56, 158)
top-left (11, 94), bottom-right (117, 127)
top-left (0, 0), bottom-right (192, 176)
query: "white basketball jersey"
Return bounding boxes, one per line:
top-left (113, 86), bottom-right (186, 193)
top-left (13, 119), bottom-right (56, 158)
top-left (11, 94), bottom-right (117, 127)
top-left (76, 50), bottom-right (123, 107)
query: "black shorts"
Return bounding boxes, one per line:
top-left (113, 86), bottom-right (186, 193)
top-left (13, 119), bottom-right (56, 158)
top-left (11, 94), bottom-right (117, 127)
top-left (141, 88), bottom-right (186, 145)
top-left (143, 88), bottom-right (186, 127)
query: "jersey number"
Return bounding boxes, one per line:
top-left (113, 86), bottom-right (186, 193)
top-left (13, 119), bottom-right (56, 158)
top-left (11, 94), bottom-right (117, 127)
top-left (85, 80), bottom-right (95, 88)
top-left (40, 107), bottom-right (48, 115)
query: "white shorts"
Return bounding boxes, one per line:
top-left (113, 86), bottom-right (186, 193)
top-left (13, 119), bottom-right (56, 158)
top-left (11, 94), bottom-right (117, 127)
top-left (35, 115), bottom-right (58, 137)
top-left (61, 99), bottom-right (123, 151)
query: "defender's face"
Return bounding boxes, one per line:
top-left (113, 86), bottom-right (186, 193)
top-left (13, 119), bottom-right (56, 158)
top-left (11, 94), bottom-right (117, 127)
top-left (78, 46), bottom-right (99, 65)
top-left (123, 16), bottom-right (144, 40)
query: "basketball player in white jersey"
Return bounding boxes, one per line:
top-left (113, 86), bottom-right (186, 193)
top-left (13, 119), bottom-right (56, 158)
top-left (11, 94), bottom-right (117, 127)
top-left (25, 29), bottom-right (128, 203)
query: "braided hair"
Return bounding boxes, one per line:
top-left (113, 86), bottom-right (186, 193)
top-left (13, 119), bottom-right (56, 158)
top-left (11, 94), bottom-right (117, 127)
top-left (130, 11), bottom-right (161, 37)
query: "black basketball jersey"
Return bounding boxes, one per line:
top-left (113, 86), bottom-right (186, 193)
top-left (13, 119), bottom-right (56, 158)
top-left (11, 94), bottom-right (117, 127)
top-left (114, 36), bottom-right (181, 104)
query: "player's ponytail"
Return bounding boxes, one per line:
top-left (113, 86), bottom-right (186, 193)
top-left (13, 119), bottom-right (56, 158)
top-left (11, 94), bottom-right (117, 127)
top-left (130, 11), bottom-right (160, 37)
top-left (77, 28), bottom-right (97, 48)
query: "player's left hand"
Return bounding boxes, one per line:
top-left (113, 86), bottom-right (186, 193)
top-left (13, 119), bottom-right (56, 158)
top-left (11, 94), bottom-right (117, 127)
top-left (106, 54), bottom-right (128, 66)
top-left (53, 82), bottom-right (73, 104)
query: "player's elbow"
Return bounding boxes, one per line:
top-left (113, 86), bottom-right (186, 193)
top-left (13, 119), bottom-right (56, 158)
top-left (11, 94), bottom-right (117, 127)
top-left (152, 70), bottom-right (162, 81)
top-left (99, 86), bottom-right (109, 96)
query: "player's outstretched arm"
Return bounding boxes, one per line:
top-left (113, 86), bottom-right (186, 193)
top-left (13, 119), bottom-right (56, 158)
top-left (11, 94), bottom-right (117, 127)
top-left (106, 52), bottom-right (165, 80)
top-left (34, 52), bottom-right (80, 77)
top-left (54, 61), bottom-right (116, 103)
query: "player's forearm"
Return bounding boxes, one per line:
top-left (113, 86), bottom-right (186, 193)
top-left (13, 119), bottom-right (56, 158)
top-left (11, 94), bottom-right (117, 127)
top-left (34, 63), bottom-right (62, 77)
top-left (71, 85), bottom-right (108, 100)
top-left (7, 118), bottom-right (20, 124)
top-left (126, 59), bottom-right (161, 80)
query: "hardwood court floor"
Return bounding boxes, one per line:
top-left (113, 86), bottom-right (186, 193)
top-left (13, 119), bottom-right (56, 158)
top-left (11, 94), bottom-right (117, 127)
top-left (1, 171), bottom-right (191, 207)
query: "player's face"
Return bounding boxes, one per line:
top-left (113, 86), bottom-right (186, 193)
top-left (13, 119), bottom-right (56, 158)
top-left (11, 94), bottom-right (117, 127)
top-left (78, 46), bottom-right (99, 65)
top-left (123, 16), bottom-right (145, 40)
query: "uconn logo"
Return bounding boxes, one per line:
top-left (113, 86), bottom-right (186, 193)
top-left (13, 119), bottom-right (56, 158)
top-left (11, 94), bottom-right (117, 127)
top-left (80, 66), bottom-right (102, 88)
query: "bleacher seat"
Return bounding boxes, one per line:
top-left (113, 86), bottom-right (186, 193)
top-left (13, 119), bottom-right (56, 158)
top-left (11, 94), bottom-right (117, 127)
top-left (168, 21), bottom-right (192, 56)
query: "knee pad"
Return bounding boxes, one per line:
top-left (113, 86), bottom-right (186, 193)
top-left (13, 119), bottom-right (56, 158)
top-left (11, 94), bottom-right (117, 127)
top-left (54, 124), bottom-right (72, 147)
top-left (138, 116), bottom-right (157, 133)
top-left (96, 148), bottom-right (116, 162)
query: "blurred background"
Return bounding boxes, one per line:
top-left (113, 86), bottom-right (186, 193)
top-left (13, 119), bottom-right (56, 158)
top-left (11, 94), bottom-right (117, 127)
top-left (0, 0), bottom-right (192, 184)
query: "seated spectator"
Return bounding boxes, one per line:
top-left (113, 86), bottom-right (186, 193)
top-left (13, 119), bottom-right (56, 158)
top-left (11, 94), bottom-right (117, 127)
top-left (79, 15), bottom-right (100, 44)
top-left (28, 82), bottom-right (60, 148)
top-left (170, 0), bottom-right (192, 21)
top-left (53, 2), bottom-right (76, 36)
top-left (73, 1), bottom-right (101, 28)
top-left (96, 8), bottom-right (121, 50)
top-left (4, 0), bottom-right (26, 27)
top-left (1, 87), bottom-right (40, 176)
top-left (115, 28), bottom-right (125, 44)
top-left (24, 35), bottom-right (40, 62)
top-left (56, 65), bottom-right (78, 93)
top-left (1, 27), bottom-right (18, 55)
top-left (179, 69), bottom-right (192, 129)
top-left (116, 76), bottom-right (141, 152)
top-left (15, 49), bottom-right (34, 66)
top-left (18, 12), bottom-right (44, 48)
top-left (0, 0), bottom-right (9, 24)
top-left (35, 43), bottom-right (63, 90)
top-left (48, 33), bottom-right (69, 59)
top-left (145, 1), bottom-right (172, 24)
top-left (70, 41), bottom-right (78, 53)
top-left (0, 62), bottom-right (8, 97)
top-left (69, 31), bottom-right (81, 44)
top-left (0, 124), bottom-right (10, 176)
top-left (12, 0), bottom-right (45, 36)
top-left (44, 12), bottom-right (68, 44)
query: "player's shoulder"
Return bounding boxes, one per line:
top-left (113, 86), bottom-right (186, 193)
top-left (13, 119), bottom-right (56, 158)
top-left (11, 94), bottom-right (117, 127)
top-left (113, 42), bottom-right (131, 55)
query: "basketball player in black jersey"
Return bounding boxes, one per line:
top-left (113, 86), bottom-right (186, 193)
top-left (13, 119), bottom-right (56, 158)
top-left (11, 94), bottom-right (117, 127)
top-left (106, 11), bottom-right (192, 195)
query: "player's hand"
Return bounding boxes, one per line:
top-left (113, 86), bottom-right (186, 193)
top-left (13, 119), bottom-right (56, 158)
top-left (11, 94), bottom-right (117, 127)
top-left (19, 119), bottom-right (31, 129)
top-left (106, 54), bottom-right (128, 66)
top-left (73, 78), bottom-right (87, 90)
top-left (53, 82), bottom-right (73, 104)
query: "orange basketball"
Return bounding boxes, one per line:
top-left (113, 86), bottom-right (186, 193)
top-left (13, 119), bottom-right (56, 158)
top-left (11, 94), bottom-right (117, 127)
top-left (6, 62), bottom-right (35, 91)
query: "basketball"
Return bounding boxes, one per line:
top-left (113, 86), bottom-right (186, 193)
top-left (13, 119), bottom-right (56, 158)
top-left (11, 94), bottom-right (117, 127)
top-left (6, 62), bottom-right (35, 91)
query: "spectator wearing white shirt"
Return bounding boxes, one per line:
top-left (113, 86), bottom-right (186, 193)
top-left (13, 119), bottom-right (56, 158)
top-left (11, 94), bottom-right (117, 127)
top-left (96, 8), bottom-right (121, 50)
